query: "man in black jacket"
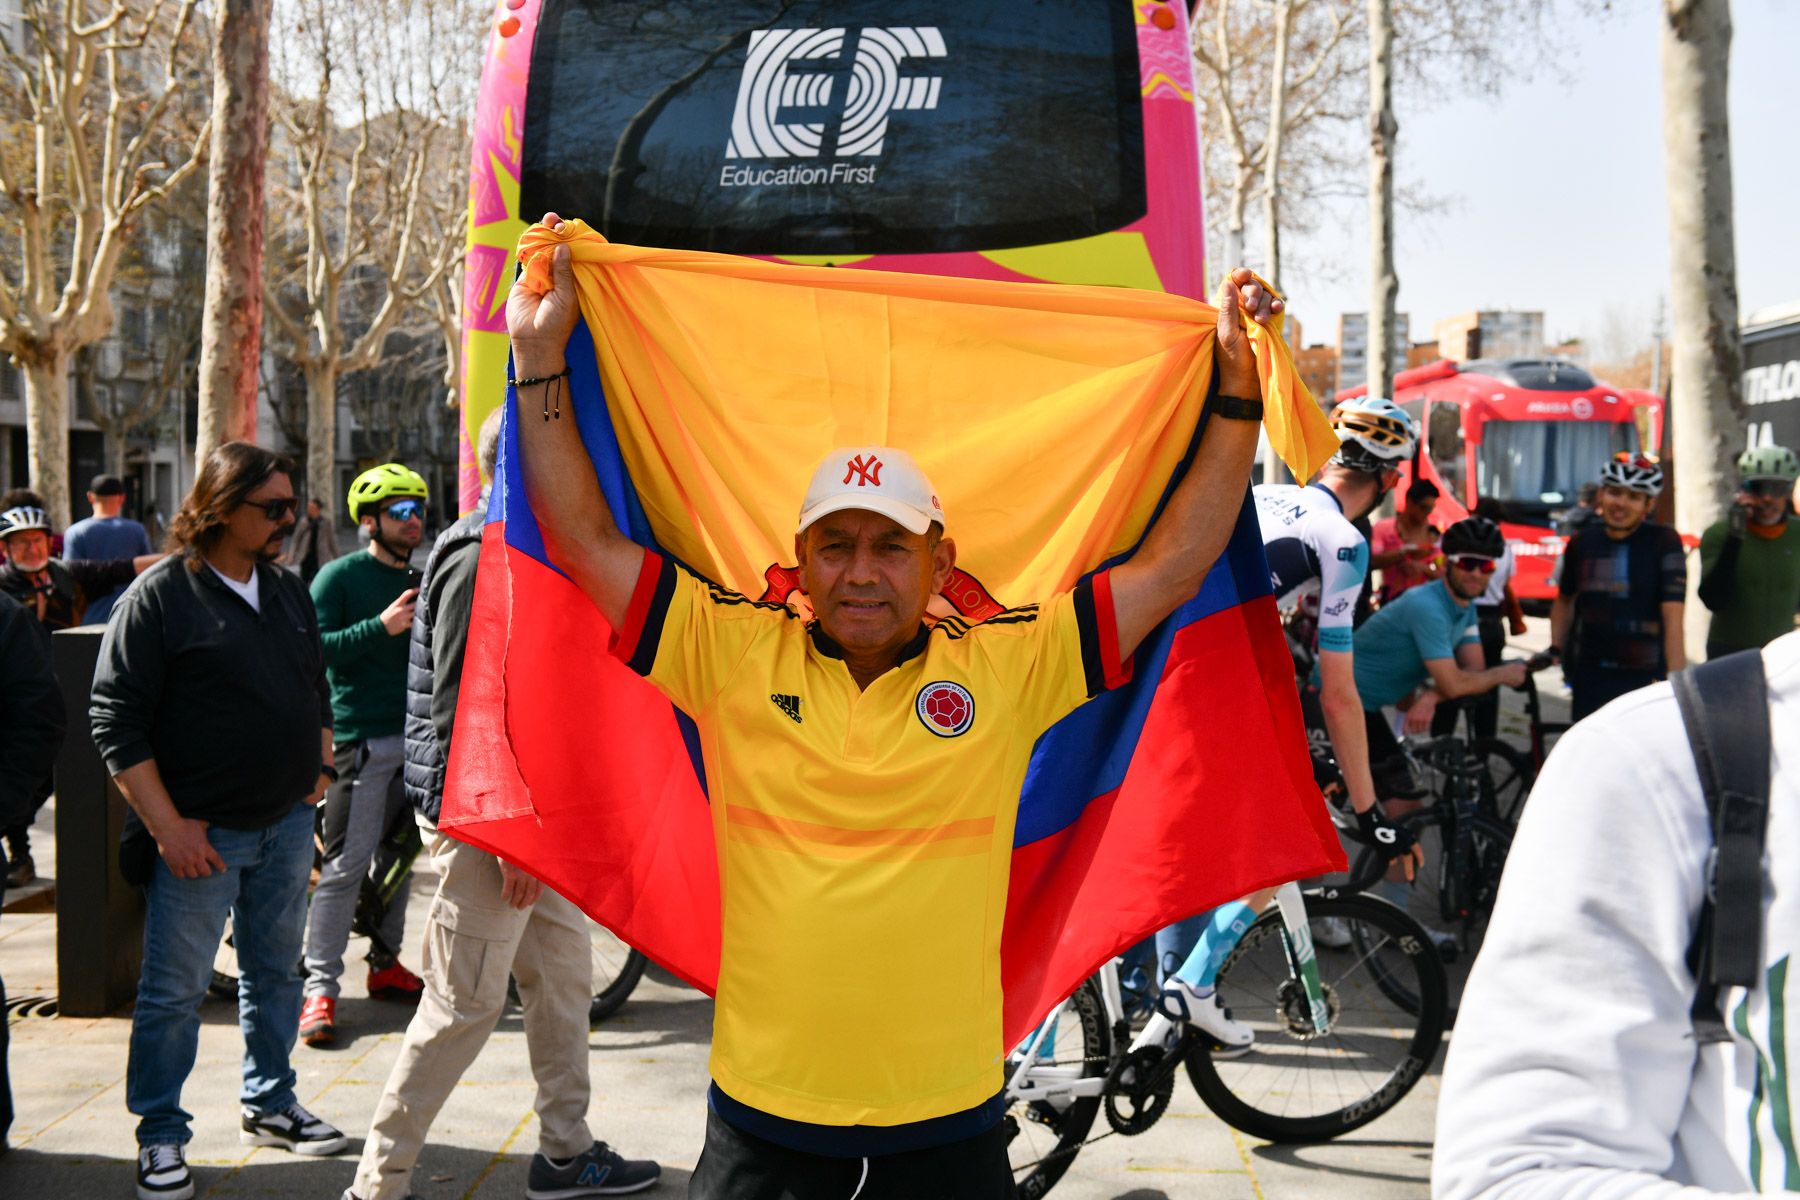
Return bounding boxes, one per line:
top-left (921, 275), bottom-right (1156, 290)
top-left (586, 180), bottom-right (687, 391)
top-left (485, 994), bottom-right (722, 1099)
top-left (0, 588), bottom-right (64, 1152)
top-left (90, 444), bottom-right (349, 1200)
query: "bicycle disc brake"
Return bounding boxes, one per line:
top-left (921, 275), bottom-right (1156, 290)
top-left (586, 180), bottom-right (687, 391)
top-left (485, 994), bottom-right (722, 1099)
top-left (1103, 1046), bottom-right (1177, 1135)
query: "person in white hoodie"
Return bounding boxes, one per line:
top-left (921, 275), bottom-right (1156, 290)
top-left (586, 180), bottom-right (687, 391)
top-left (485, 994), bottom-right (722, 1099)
top-left (1434, 631), bottom-right (1798, 1198)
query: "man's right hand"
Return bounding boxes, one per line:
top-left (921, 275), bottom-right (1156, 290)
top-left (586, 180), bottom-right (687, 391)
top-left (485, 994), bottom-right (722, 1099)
top-left (507, 212), bottom-right (582, 379)
top-left (380, 588), bottom-right (419, 636)
top-left (1498, 661), bottom-right (1530, 688)
top-left (155, 816), bottom-right (225, 879)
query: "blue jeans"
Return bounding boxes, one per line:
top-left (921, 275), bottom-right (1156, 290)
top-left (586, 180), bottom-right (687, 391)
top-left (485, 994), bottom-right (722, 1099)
top-left (127, 803), bottom-right (315, 1147)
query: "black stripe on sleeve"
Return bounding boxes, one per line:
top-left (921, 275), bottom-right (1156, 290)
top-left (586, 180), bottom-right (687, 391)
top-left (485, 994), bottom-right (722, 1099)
top-left (627, 556), bottom-right (679, 677)
top-left (1072, 576), bottom-right (1106, 699)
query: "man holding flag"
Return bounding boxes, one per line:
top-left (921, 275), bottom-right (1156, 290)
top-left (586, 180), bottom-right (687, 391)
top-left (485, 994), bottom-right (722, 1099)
top-left (499, 215), bottom-right (1290, 1198)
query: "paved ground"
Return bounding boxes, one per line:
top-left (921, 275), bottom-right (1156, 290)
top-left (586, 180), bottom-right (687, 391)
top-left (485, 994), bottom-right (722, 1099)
top-left (1, 624), bottom-right (1571, 1199)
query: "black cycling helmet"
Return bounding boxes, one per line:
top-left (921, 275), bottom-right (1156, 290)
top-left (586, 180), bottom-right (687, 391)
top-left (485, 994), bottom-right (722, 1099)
top-left (1440, 516), bottom-right (1505, 560)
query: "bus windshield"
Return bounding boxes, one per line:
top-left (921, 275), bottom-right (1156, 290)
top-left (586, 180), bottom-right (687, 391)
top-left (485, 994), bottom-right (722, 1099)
top-left (519, 0), bottom-right (1145, 256)
top-left (1476, 420), bottom-right (1640, 514)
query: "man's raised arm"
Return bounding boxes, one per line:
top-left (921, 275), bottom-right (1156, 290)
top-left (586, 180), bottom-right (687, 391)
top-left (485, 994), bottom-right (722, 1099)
top-left (507, 215), bottom-right (644, 629)
top-left (1109, 268), bottom-right (1276, 663)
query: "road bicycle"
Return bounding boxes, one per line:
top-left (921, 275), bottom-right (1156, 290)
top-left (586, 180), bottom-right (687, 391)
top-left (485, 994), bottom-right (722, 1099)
top-left (1002, 849), bottom-right (1447, 1197)
top-left (1350, 731), bottom-right (1513, 1001)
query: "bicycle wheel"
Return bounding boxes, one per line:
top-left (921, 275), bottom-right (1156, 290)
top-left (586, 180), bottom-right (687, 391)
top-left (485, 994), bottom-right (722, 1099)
top-left (1005, 977), bottom-right (1111, 1199)
top-left (1184, 894), bottom-right (1447, 1143)
top-left (1473, 737), bottom-right (1534, 828)
top-left (589, 925), bottom-right (649, 1024)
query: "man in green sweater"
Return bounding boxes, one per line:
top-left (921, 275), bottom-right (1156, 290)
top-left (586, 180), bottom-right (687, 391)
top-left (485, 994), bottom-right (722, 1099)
top-left (1699, 444), bottom-right (1800, 660)
top-left (300, 463), bottom-right (430, 1046)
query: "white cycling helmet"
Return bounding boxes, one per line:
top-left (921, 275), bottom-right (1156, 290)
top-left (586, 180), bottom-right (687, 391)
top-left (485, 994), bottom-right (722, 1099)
top-left (0, 506), bottom-right (52, 540)
top-left (1598, 451), bottom-right (1664, 497)
top-left (1329, 397), bottom-right (1418, 474)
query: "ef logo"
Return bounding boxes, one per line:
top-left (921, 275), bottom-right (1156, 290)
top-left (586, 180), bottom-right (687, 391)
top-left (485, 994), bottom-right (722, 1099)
top-left (843, 455), bottom-right (883, 487)
top-left (727, 27), bottom-right (947, 160)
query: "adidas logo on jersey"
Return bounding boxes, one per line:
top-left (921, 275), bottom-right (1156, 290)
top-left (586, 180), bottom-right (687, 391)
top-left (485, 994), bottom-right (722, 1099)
top-left (771, 693), bottom-right (803, 724)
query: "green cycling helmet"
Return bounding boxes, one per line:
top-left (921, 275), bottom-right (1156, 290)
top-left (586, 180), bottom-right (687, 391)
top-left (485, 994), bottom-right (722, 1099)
top-left (1737, 444), bottom-right (1800, 485)
top-left (347, 463), bottom-right (429, 523)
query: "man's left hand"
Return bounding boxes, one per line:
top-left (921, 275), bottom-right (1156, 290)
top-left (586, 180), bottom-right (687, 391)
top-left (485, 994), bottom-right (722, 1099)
top-left (306, 773), bottom-right (330, 807)
top-left (499, 859), bottom-right (543, 909)
top-left (1215, 266), bottom-right (1282, 399)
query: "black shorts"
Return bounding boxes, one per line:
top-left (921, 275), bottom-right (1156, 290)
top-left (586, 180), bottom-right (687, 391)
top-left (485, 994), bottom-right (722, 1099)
top-left (689, 1108), bottom-right (1017, 1200)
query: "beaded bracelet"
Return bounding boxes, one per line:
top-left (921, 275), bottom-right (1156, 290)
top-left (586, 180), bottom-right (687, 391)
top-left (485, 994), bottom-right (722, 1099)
top-left (508, 365), bottom-right (571, 421)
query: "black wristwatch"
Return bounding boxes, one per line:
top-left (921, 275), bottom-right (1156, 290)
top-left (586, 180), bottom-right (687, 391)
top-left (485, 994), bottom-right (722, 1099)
top-left (319, 764), bottom-right (340, 784)
top-left (1214, 394), bottom-right (1264, 422)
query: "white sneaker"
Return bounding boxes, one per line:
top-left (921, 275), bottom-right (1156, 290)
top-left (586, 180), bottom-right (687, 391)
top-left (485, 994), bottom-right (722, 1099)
top-left (137, 1144), bottom-right (195, 1200)
top-left (1312, 916), bottom-right (1353, 949)
top-left (1159, 978), bottom-right (1253, 1057)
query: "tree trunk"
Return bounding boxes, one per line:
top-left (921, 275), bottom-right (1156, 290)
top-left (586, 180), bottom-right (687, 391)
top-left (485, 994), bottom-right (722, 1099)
top-left (1660, 0), bottom-right (1741, 662)
top-left (1262, 0), bottom-right (1294, 292)
top-left (304, 359), bottom-right (338, 514)
top-left (1367, 0), bottom-right (1398, 402)
top-left (22, 352), bottom-right (72, 528)
top-left (195, 0), bottom-right (271, 458)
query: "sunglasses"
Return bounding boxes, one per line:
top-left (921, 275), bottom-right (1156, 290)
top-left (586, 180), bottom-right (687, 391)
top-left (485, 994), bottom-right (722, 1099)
top-left (383, 499), bottom-right (427, 522)
top-left (1450, 556), bottom-right (1497, 574)
top-left (244, 497), bottom-right (298, 521)
top-left (1744, 479), bottom-right (1791, 499)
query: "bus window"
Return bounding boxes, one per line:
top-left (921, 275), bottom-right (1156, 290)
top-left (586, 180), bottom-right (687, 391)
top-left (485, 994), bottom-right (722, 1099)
top-left (519, 1), bottom-right (1146, 257)
top-left (1427, 402), bottom-right (1466, 500)
top-left (1477, 420), bottom-right (1638, 513)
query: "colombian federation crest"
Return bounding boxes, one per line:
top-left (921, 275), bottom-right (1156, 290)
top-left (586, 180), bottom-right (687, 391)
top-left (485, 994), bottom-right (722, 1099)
top-left (916, 681), bottom-right (975, 738)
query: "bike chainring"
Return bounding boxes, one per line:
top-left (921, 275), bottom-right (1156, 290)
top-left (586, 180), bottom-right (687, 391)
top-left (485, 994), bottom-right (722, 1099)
top-left (1276, 978), bottom-right (1341, 1040)
top-left (1103, 1046), bottom-right (1177, 1135)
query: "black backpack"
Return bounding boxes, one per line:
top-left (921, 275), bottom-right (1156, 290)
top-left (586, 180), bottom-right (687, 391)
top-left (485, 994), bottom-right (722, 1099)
top-left (1672, 649), bottom-right (1773, 1044)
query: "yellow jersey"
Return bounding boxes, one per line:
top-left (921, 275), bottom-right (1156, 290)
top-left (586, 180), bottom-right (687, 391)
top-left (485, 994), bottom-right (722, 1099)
top-left (613, 551), bottom-right (1121, 1139)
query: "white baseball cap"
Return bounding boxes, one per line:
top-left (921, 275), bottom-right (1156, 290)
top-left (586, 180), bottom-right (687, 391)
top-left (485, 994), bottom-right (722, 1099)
top-left (796, 446), bottom-right (945, 536)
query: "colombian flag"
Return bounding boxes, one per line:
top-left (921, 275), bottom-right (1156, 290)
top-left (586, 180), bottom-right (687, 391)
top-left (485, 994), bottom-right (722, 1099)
top-left (442, 220), bottom-right (1344, 1046)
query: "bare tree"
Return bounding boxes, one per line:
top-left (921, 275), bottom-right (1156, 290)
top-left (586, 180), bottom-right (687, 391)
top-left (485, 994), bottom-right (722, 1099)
top-left (193, 0), bottom-right (271, 456)
top-left (262, 0), bottom-right (477, 506)
top-left (1661, 0), bottom-right (1741, 658)
top-left (79, 202), bottom-right (205, 472)
top-left (1194, 0), bottom-right (1363, 283)
top-left (0, 0), bottom-right (209, 525)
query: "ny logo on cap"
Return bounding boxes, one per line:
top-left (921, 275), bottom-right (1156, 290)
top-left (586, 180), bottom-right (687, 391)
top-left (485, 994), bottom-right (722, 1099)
top-left (843, 454), bottom-right (883, 487)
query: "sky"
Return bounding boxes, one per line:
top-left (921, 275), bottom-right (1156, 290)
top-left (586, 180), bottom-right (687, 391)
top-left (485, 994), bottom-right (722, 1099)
top-left (1281, 0), bottom-right (1800, 357)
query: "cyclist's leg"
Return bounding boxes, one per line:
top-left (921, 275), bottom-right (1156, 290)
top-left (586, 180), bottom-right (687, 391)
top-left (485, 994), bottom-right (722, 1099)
top-left (366, 758), bottom-right (415, 968)
top-left (352, 830), bottom-right (531, 1199)
top-left (303, 735), bottom-right (403, 999)
top-left (1151, 913), bottom-right (1208, 986)
top-left (1167, 900), bottom-right (1258, 991)
top-left (510, 885), bottom-right (596, 1160)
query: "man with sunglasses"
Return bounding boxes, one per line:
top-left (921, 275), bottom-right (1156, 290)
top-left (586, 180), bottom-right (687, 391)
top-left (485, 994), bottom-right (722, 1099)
top-left (300, 464), bottom-right (431, 1047)
top-left (1550, 452), bottom-right (1687, 720)
top-left (1353, 517), bottom-right (1530, 792)
top-left (1698, 445), bottom-right (1800, 660)
top-left (91, 443), bottom-right (349, 1199)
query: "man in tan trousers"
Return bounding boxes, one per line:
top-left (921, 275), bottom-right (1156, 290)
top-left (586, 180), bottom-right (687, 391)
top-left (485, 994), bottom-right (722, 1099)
top-left (343, 412), bottom-right (661, 1200)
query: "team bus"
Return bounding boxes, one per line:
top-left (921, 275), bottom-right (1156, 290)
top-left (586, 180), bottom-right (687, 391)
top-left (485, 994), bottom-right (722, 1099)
top-left (1340, 357), bottom-right (1665, 604)
top-left (457, 0), bottom-right (1208, 508)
